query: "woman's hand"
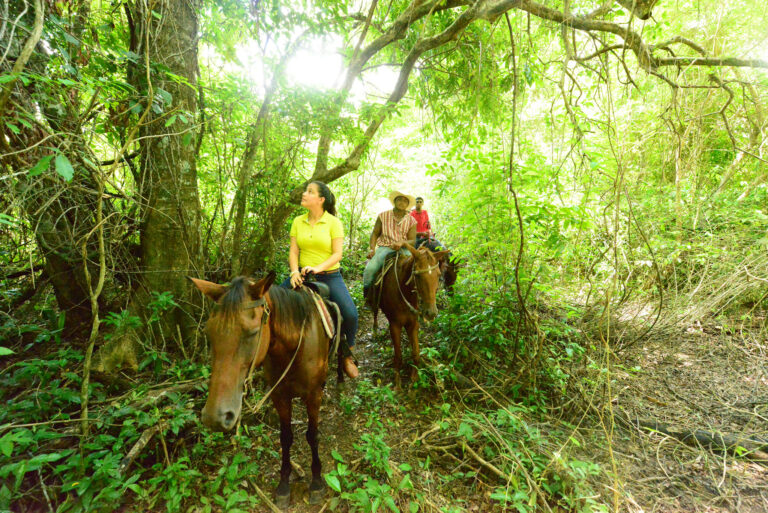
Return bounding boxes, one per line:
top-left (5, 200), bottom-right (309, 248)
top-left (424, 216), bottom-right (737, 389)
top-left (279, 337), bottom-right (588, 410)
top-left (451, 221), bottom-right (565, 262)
top-left (289, 271), bottom-right (303, 288)
top-left (366, 249), bottom-right (375, 259)
top-left (301, 266), bottom-right (319, 276)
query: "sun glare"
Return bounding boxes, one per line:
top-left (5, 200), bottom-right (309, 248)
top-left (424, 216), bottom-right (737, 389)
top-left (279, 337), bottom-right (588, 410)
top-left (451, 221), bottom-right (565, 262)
top-left (286, 48), bottom-right (344, 90)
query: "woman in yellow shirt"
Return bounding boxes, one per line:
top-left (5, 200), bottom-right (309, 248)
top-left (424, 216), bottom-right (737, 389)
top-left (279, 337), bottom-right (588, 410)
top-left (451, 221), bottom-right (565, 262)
top-left (285, 181), bottom-right (359, 378)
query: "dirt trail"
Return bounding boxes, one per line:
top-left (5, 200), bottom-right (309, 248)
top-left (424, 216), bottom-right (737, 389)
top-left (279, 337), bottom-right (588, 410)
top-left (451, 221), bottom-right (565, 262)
top-left (248, 307), bottom-right (469, 512)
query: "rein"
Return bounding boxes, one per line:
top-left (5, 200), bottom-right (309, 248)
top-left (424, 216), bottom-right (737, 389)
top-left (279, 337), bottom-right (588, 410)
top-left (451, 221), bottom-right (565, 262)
top-left (241, 295), bottom-right (306, 415)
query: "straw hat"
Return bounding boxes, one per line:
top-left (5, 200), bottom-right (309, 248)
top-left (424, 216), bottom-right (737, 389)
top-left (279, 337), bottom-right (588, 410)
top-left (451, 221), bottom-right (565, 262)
top-left (388, 190), bottom-right (416, 209)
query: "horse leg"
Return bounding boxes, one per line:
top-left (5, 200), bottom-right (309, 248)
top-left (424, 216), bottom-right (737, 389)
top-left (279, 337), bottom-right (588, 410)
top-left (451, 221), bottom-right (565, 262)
top-left (389, 322), bottom-right (403, 389)
top-left (304, 389), bottom-right (325, 504)
top-left (406, 318), bottom-right (420, 382)
top-left (274, 395), bottom-right (293, 508)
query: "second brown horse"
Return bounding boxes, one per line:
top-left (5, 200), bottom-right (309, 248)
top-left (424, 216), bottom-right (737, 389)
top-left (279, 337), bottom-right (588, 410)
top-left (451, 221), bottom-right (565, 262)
top-left (373, 243), bottom-right (449, 387)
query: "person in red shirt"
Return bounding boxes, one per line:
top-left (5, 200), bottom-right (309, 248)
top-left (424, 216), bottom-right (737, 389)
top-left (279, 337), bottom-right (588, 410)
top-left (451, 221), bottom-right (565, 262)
top-left (411, 197), bottom-right (448, 251)
top-left (410, 197), bottom-right (431, 246)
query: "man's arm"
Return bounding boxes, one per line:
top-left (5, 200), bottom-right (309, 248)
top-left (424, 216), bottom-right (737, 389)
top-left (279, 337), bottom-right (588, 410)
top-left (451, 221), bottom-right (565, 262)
top-left (393, 224), bottom-right (418, 250)
top-left (367, 217), bottom-right (382, 258)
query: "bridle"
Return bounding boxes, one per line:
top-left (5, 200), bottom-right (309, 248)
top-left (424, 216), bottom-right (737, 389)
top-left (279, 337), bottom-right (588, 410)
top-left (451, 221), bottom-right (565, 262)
top-left (240, 296), bottom-right (270, 393)
top-left (394, 252), bottom-right (440, 315)
top-left (238, 294), bottom-right (305, 415)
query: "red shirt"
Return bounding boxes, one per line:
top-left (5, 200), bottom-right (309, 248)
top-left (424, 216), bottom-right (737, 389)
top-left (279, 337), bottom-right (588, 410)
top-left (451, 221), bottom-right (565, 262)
top-left (410, 209), bottom-right (431, 236)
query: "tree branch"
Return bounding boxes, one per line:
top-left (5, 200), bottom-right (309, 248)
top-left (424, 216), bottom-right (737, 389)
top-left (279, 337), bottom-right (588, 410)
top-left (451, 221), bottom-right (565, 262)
top-left (0, 0), bottom-right (44, 122)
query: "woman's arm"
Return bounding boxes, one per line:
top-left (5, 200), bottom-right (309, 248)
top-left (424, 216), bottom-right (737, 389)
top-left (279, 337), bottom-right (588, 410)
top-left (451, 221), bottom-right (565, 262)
top-left (289, 236), bottom-right (303, 287)
top-left (302, 237), bottom-right (343, 275)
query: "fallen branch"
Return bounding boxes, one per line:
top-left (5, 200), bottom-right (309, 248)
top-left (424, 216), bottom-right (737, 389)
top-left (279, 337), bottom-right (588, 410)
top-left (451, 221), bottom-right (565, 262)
top-left (118, 421), bottom-right (166, 474)
top-left (248, 479), bottom-right (282, 513)
top-left (633, 419), bottom-right (768, 465)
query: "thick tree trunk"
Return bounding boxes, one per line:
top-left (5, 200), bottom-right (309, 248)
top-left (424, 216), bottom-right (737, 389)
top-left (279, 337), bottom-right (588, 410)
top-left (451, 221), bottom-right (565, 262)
top-left (130, 0), bottom-right (202, 345)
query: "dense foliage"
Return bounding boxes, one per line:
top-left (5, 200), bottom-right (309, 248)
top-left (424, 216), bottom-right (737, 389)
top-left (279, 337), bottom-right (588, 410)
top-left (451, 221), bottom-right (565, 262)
top-left (1, 0), bottom-right (766, 511)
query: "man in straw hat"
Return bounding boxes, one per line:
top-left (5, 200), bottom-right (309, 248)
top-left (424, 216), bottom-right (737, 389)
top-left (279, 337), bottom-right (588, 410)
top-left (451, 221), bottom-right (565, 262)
top-left (362, 190), bottom-right (418, 304)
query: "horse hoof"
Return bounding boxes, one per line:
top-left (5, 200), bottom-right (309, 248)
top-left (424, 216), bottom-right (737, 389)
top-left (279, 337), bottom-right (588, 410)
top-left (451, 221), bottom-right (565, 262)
top-left (309, 487), bottom-right (325, 505)
top-left (275, 492), bottom-right (290, 510)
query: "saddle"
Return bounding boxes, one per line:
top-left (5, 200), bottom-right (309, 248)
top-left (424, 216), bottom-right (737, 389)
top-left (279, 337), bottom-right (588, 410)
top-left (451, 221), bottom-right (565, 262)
top-left (301, 282), bottom-right (342, 357)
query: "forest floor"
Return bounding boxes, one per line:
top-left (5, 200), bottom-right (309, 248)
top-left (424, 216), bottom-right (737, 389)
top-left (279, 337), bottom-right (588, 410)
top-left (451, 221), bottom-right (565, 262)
top-left (238, 307), bottom-right (768, 512)
top-left (610, 313), bottom-right (768, 513)
top-left (238, 306), bottom-right (494, 513)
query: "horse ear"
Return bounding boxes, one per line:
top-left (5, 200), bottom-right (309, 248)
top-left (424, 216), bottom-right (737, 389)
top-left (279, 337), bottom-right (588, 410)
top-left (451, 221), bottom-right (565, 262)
top-left (432, 250), bottom-right (451, 262)
top-left (402, 242), bottom-right (418, 256)
top-left (188, 277), bottom-right (227, 303)
top-left (249, 271), bottom-right (276, 298)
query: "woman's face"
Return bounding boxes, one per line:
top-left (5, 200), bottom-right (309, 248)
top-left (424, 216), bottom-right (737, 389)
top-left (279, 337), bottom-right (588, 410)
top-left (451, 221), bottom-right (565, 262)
top-left (301, 183), bottom-right (324, 210)
top-left (394, 196), bottom-right (409, 211)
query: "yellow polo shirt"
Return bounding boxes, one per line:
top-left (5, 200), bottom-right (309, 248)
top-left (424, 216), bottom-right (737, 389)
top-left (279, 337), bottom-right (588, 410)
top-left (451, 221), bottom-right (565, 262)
top-left (290, 211), bottom-right (344, 270)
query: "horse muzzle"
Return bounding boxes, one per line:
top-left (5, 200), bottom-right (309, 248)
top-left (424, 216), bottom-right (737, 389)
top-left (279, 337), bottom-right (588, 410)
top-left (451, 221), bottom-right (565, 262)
top-left (201, 397), bottom-right (242, 432)
top-left (420, 304), bottom-right (438, 322)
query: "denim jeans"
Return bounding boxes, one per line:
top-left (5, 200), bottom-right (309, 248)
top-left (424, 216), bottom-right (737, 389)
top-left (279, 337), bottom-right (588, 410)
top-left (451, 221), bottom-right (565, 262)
top-left (279, 271), bottom-right (358, 349)
top-left (362, 246), bottom-right (411, 289)
top-left (415, 236), bottom-right (448, 252)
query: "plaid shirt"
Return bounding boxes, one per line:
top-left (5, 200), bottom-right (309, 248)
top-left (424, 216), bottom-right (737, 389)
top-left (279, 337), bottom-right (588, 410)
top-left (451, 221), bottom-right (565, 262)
top-left (376, 210), bottom-right (417, 247)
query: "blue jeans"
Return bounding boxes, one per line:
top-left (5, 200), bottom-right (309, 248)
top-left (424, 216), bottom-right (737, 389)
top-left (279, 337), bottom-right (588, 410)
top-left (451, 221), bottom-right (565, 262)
top-left (415, 236), bottom-right (448, 251)
top-left (363, 246), bottom-right (411, 289)
top-left (279, 271), bottom-right (358, 349)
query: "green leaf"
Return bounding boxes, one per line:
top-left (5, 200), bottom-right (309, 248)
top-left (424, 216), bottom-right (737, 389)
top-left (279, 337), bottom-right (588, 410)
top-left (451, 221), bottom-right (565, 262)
top-left (5, 122), bottom-right (19, 134)
top-left (457, 422), bottom-right (473, 440)
top-left (0, 347), bottom-right (14, 356)
top-left (331, 450), bottom-right (344, 462)
top-left (62, 32), bottom-right (80, 46)
top-left (156, 88), bottom-right (172, 105)
top-left (0, 435), bottom-right (13, 457)
top-left (28, 155), bottom-right (54, 177)
top-left (182, 132), bottom-right (193, 146)
top-left (324, 474), bottom-right (341, 493)
top-left (0, 214), bottom-right (18, 226)
top-left (164, 115), bottom-right (177, 127)
top-left (54, 154), bottom-right (75, 181)
top-left (0, 74), bottom-right (17, 84)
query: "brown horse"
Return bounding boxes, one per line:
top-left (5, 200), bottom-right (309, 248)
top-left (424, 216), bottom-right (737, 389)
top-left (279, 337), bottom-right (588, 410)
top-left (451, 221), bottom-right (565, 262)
top-left (373, 243), bottom-right (449, 387)
top-left (190, 272), bottom-right (329, 508)
top-left (441, 256), bottom-right (462, 294)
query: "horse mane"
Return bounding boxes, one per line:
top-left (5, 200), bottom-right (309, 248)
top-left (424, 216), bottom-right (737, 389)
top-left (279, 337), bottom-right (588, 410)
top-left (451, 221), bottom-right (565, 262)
top-left (216, 278), bottom-right (315, 341)
top-left (218, 276), bottom-right (250, 324)
top-left (265, 285), bottom-right (315, 342)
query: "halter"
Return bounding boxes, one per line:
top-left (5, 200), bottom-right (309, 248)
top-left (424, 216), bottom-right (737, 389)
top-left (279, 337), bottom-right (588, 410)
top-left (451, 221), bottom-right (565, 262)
top-left (395, 252), bottom-right (440, 315)
top-left (240, 294), bottom-right (306, 416)
top-left (242, 297), bottom-right (270, 393)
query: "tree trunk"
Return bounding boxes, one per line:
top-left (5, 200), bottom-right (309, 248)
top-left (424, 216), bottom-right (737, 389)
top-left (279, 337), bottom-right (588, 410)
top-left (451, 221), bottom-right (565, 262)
top-left (130, 0), bottom-right (202, 345)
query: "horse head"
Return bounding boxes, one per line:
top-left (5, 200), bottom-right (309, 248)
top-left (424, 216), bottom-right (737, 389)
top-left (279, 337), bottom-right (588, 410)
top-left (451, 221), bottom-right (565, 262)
top-left (442, 257), bottom-right (462, 292)
top-left (189, 272), bottom-right (276, 431)
top-left (403, 243), bottom-right (450, 321)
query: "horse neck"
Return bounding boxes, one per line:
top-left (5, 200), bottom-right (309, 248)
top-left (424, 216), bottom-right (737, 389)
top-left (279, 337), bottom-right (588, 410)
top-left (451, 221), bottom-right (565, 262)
top-left (396, 255), bottom-right (415, 287)
top-left (264, 289), bottom-right (312, 349)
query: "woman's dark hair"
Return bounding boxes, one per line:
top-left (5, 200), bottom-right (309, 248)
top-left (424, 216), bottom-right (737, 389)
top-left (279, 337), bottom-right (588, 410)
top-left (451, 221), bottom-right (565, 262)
top-left (311, 181), bottom-right (336, 216)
